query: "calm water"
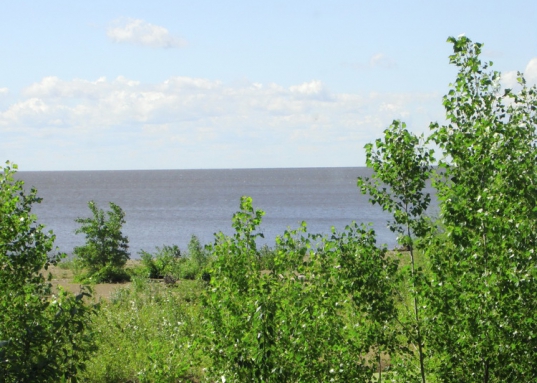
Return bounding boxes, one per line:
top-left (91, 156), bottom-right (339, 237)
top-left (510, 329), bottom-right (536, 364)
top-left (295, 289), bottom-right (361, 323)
top-left (17, 167), bottom-right (410, 257)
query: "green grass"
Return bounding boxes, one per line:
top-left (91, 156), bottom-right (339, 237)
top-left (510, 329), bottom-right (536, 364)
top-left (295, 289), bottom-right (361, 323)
top-left (79, 278), bottom-right (207, 382)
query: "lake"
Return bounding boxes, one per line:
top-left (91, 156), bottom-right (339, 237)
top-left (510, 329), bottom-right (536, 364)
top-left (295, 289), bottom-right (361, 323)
top-left (17, 167), bottom-right (417, 257)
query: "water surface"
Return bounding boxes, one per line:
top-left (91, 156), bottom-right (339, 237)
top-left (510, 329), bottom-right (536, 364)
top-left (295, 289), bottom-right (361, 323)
top-left (17, 167), bottom-right (407, 256)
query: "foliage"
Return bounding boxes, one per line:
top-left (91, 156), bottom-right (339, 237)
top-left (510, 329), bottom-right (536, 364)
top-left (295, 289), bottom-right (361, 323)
top-left (88, 264), bottom-right (131, 284)
top-left (256, 244), bottom-right (277, 270)
top-left (139, 245), bottom-right (181, 279)
top-left (138, 238), bottom-right (209, 281)
top-left (203, 196), bottom-right (399, 382)
top-left (423, 36), bottom-right (537, 382)
top-left (74, 201), bottom-right (130, 283)
top-left (57, 257), bottom-right (84, 275)
top-left (359, 36), bottom-right (537, 382)
top-left (357, 120), bottom-right (435, 244)
top-left (187, 234), bottom-right (209, 269)
top-left (0, 161), bottom-right (96, 383)
top-left (358, 120), bottom-right (435, 382)
top-left (79, 279), bottom-right (205, 383)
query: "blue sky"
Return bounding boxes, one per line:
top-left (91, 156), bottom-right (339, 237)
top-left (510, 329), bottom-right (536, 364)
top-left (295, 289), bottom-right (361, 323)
top-left (1, 0), bottom-right (536, 170)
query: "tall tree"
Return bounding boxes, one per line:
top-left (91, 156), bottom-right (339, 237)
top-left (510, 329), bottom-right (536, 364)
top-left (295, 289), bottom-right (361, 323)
top-left (424, 36), bottom-right (537, 382)
top-left (358, 121), bottom-right (434, 383)
top-left (359, 35), bottom-right (537, 381)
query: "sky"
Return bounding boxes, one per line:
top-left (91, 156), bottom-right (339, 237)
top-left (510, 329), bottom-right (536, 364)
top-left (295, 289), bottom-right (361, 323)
top-left (1, 1), bottom-right (536, 171)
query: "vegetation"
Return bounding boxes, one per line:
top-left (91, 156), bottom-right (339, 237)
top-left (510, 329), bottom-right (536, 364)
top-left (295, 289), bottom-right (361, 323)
top-left (2, 35), bottom-right (537, 382)
top-left (139, 245), bottom-right (182, 279)
top-left (424, 36), bottom-right (537, 381)
top-left (137, 236), bottom-right (210, 281)
top-left (358, 120), bottom-right (434, 382)
top-left (203, 196), bottom-right (398, 382)
top-left (0, 162), bottom-right (96, 383)
top-left (79, 278), bottom-right (205, 382)
top-left (74, 201), bottom-right (131, 283)
top-left (358, 35), bottom-right (537, 381)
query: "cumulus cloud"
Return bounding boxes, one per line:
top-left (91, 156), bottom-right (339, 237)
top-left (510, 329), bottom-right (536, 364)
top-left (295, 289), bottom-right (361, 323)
top-left (0, 87), bottom-right (8, 95)
top-left (289, 80), bottom-right (331, 101)
top-left (107, 18), bottom-right (186, 48)
top-left (502, 58), bottom-right (537, 88)
top-left (501, 70), bottom-right (519, 89)
top-left (289, 80), bottom-right (323, 95)
top-left (524, 58), bottom-right (537, 85)
top-left (0, 75), bottom-right (441, 170)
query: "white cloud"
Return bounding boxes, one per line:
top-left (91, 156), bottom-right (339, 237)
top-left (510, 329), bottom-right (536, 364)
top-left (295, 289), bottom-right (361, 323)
top-left (289, 80), bottom-right (323, 95)
top-left (501, 70), bottom-right (519, 89)
top-left (524, 58), bottom-right (537, 85)
top-left (0, 76), bottom-right (442, 170)
top-left (289, 80), bottom-right (331, 101)
top-left (369, 54), bottom-right (396, 69)
top-left (107, 18), bottom-right (186, 48)
top-left (0, 87), bottom-right (8, 95)
top-left (502, 58), bottom-right (537, 88)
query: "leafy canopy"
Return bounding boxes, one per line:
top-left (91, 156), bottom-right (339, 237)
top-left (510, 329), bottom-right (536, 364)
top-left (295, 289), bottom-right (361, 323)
top-left (203, 196), bottom-right (399, 382)
top-left (423, 35), bottom-right (537, 382)
top-left (0, 161), bottom-right (95, 383)
top-left (359, 36), bottom-right (537, 382)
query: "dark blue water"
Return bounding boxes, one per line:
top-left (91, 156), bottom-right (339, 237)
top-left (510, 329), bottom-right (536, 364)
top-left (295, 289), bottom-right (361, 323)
top-left (17, 167), bottom-right (418, 257)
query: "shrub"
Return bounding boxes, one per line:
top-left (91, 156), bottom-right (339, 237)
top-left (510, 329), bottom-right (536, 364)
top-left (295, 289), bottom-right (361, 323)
top-left (89, 264), bottom-right (131, 284)
top-left (203, 196), bottom-right (398, 382)
top-left (139, 238), bottom-right (211, 281)
top-left (187, 234), bottom-right (209, 268)
top-left (0, 161), bottom-right (96, 383)
top-left (424, 36), bottom-right (537, 382)
top-left (257, 243), bottom-right (277, 270)
top-left (139, 245), bottom-right (181, 279)
top-left (358, 120), bottom-right (434, 382)
top-left (80, 280), bottom-right (205, 382)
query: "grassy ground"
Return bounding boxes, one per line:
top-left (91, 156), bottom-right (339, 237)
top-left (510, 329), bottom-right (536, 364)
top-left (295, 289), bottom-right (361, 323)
top-left (45, 262), bottom-right (207, 382)
top-left (47, 262), bottom-right (134, 300)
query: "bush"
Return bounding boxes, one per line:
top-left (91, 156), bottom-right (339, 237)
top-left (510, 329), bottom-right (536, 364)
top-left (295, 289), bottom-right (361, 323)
top-left (139, 245), bottom-right (181, 279)
top-left (74, 201), bottom-right (130, 283)
top-left (139, 238), bottom-right (211, 281)
top-left (176, 257), bottom-right (199, 280)
top-left (203, 196), bottom-right (398, 382)
top-left (257, 244), bottom-right (277, 270)
top-left (424, 36), bottom-right (537, 381)
top-left (187, 235), bottom-right (208, 268)
top-left (0, 161), bottom-right (96, 383)
top-left (79, 280), bottom-right (205, 382)
top-left (87, 264), bottom-right (131, 284)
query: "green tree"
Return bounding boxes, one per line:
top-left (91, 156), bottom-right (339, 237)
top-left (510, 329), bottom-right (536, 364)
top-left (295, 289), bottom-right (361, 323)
top-left (359, 36), bottom-right (537, 381)
top-left (74, 201), bottom-right (130, 282)
top-left (423, 36), bottom-right (537, 382)
top-left (0, 161), bottom-right (96, 383)
top-left (358, 121), bottom-right (434, 382)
